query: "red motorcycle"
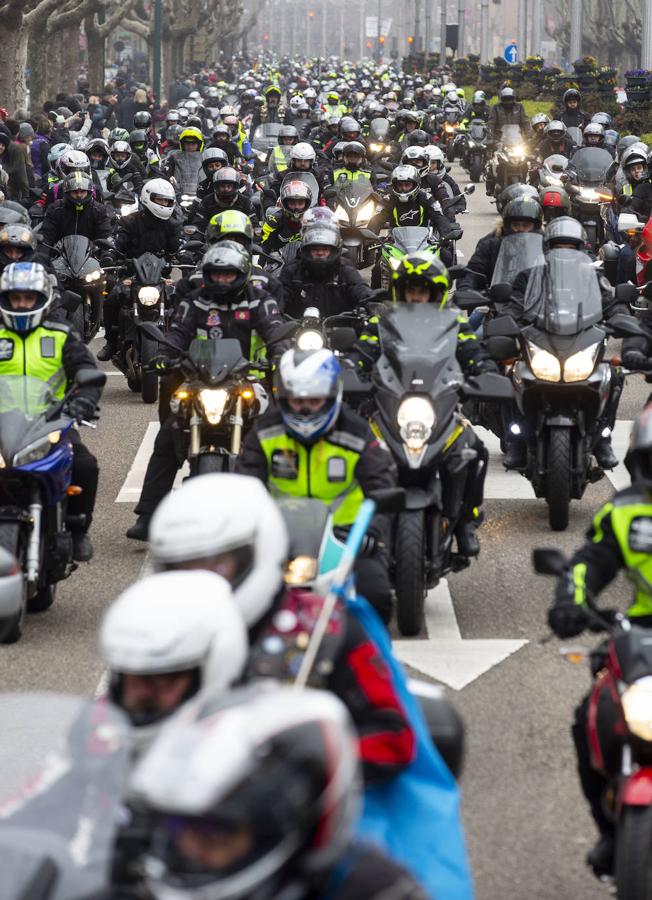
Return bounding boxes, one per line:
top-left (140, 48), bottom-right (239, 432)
top-left (534, 547), bottom-right (652, 896)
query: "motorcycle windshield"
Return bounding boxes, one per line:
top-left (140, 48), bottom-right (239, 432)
top-left (369, 118), bottom-right (390, 141)
top-left (54, 235), bottom-right (92, 277)
top-left (490, 233), bottom-right (544, 287)
top-left (280, 171), bottom-right (319, 207)
top-left (500, 124), bottom-right (523, 147)
top-left (524, 249), bottom-right (603, 335)
top-left (277, 496), bottom-right (331, 559)
top-left (445, 111), bottom-right (459, 124)
top-left (469, 121), bottom-right (486, 141)
top-left (173, 152), bottom-right (203, 194)
top-left (334, 178), bottom-right (374, 209)
top-left (0, 693), bottom-right (130, 900)
top-left (133, 251), bottom-right (166, 284)
top-left (252, 124), bottom-right (283, 151)
top-left (378, 304), bottom-right (461, 391)
top-left (566, 126), bottom-right (583, 147)
top-left (389, 226), bottom-right (431, 254)
top-left (0, 375), bottom-right (61, 464)
top-left (188, 337), bottom-right (248, 379)
top-left (569, 147), bottom-right (613, 184)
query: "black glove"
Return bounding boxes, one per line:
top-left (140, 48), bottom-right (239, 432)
top-left (68, 395), bottom-right (96, 423)
top-left (644, 283), bottom-right (652, 300)
top-left (148, 353), bottom-right (177, 373)
top-left (623, 350), bottom-right (652, 373)
top-left (447, 226), bottom-right (463, 241)
top-left (548, 601), bottom-right (589, 639)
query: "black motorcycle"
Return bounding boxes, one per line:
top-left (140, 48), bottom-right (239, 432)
top-left (51, 235), bottom-right (105, 343)
top-left (490, 124), bottom-right (530, 194)
top-left (566, 146), bottom-right (614, 253)
top-left (371, 303), bottom-right (512, 635)
top-left (482, 250), bottom-right (641, 530)
top-left (330, 179), bottom-right (380, 269)
top-left (461, 119), bottom-right (489, 183)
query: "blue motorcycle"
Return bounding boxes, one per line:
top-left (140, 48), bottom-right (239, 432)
top-left (0, 369), bottom-right (105, 643)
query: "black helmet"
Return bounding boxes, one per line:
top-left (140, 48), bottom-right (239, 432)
top-left (213, 167), bottom-right (239, 206)
top-left (133, 110), bottom-right (152, 129)
top-left (392, 253), bottom-right (450, 306)
top-left (300, 222), bottom-right (342, 277)
top-left (406, 129), bottom-right (430, 148)
top-left (63, 171), bottom-right (93, 210)
top-left (625, 408), bottom-right (652, 489)
top-left (0, 224), bottom-right (37, 268)
top-left (201, 240), bottom-right (251, 301)
top-left (205, 210), bottom-right (253, 248)
top-left (563, 88), bottom-right (581, 106)
top-left (129, 129), bottom-right (148, 157)
top-left (496, 183), bottom-right (540, 214)
top-left (543, 216), bottom-right (587, 250)
top-left (502, 197), bottom-right (543, 231)
top-left (165, 124), bottom-right (182, 147)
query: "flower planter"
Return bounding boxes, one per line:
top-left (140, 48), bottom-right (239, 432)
top-left (626, 76), bottom-right (649, 87)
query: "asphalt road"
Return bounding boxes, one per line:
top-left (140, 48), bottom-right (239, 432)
top-left (1, 168), bottom-right (647, 900)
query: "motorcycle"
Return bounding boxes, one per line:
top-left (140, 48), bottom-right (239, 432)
top-left (139, 322), bottom-right (264, 475)
top-left (367, 117), bottom-right (393, 164)
top-left (104, 176), bottom-right (139, 221)
top-left (536, 153), bottom-right (570, 189)
top-left (481, 250), bottom-right (641, 530)
top-left (461, 119), bottom-right (488, 183)
top-left (331, 179), bottom-right (380, 269)
top-left (107, 252), bottom-right (174, 404)
top-left (371, 225), bottom-right (440, 290)
top-left (0, 692), bottom-right (129, 899)
top-left (491, 124), bottom-right (531, 193)
top-left (0, 369), bottom-right (105, 643)
top-left (51, 235), bottom-right (105, 344)
top-left (534, 546), bottom-right (652, 898)
top-left (566, 146), bottom-right (614, 252)
top-left (371, 303), bottom-right (512, 636)
top-left (169, 153), bottom-right (203, 211)
top-left (438, 110), bottom-right (464, 163)
top-left (250, 123), bottom-right (284, 174)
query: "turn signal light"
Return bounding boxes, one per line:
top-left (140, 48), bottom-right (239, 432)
top-left (67, 485), bottom-right (83, 496)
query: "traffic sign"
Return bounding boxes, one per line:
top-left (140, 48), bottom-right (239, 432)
top-left (504, 42), bottom-right (518, 63)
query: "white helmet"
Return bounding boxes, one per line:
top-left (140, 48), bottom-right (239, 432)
top-left (445, 90), bottom-right (459, 105)
top-left (149, 474), bottom-right (289, 627)
top-left (424, 144), bottom-right (445, 170)
top-left (99, 570), bottom-right (247, 732)
top-left (141, 177), bottom-right (176, 220)
top-left (290, 142), bottom-right (316, 164)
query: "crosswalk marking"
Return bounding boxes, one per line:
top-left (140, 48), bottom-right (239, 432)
top-left (115, 422), bottom-right (188, 502)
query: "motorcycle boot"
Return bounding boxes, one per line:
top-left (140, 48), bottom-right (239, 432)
top-left (593, 436), bottom-right (618, 470)
top-left (455, 520), bottom-right (480, 557)
top-left (126, 514), bottom-right (151, 542)
top-left (72, 532), bottom-right (94, 562)
top-left (503, 436), bottom-right (527, 469)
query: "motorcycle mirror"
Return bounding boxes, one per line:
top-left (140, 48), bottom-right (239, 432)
top-left (464, 184), bottom-right (475, 195)
top-left (487, 335), bottom-right (519, 360)
top-left (489, 283), bottom-right (512, 304)
top-left (367, 487), bottom-right (406, 514)
top-left (532, 547), bottom-right (567, 576)
top-left (94, 238), bottom-right (114, 251)
top-left (75, 368), bottom-right (107, 390)
top-left (461, 372), bottom-right (513, 401)
top-left (183, 240), bottom-right (204, 251)
top-left (606, 313), bottom-right (645, 338)
top-left (329, 326), bottom-right (357, 352)
top-left (61, 290), bottom-right (82, 312)
top-left (484, 315), bottom-right (521, 338)
top-left (614, 283), bottom-right (639, 305)
top-left (452, 289), bottom-right (487, 310)
top-left (268, 321), bottom-right (299, 344)
top-left (447, 264), bottom-right (467, 280)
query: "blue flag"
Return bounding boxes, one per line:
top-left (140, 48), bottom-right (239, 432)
top-left (348, 594), bottom-right (474, 900)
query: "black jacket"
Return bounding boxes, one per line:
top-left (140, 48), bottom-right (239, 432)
top-left (189, 192), bottom-right (256, 229)
top-left (537, 135), bottom-right (575, 160)
top-left (279, 257), bottom-right (373, 318)
top-left (370, 189), bottom-right (461, 240)
top-left (487, 103), bottom-right (529, 141)
top-left (41, 198), bottom-right (112, 252)
top-left (106, 158), bottom-right (145, 194)
top-left (560, 108), bottom-right (590, 130)
top-left (632, 181), bottom-right (652, 220)
top-left (166, 280), bottom-right (285, 360)
top-left (114, 208), bottom-right (182, 258)
top-left (456, 228), bottom-right (503, 290)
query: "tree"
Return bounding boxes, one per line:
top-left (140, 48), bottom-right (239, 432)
top-left (544, 0), bottom-right (642, 69)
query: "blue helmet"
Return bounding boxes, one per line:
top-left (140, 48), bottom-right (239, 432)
top-left (0, 262), bottom-right (54, 332)
top-left (276, 348), bottom-right (343, 442)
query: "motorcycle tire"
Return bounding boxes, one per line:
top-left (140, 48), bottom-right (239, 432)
top-left (546, 427), bottom-right (572, 531)
top-left (27, 581), bottom-right (56, 614)
top-left (141, 370), bottom-right (158, 404)
top-left (69, 305), bottom-right (85, 340)
top-left (615, 805), bottom-right (652, 900)
top-left (196, 453), bottom-right (228, 475)
top-left (446, 142), bottom-right (456, 163)
top-left (395, 510), bottom-right (427, 637)
top-left (0, 522), bottom-right (25, 643)
top-left (127, 373), bottom-right (141, 393)
top-left (470, 158), bottom-right (483, 183)
top-left (370, 265), bottom-right (382, 289)
top-left (83, 291), bottom-right (102, 344)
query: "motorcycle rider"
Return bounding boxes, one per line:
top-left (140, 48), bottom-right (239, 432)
top-left (0, 224), bottom-right (40, 274)
top-left (0, 262), bottom-right (101, 560)
top-left (538, 120), bottom-right (577, 162)
top-left (631, 150), bottom-right (652, 220)
top-left (487, 87), bottom-right (529, 143)
top-left (148, 472), bottom-right (416, 780)
top-left (261, 179), bottom-right (313, 254)
top-left (614, 144), bottom-right (649, 210)
top-left (422, 145), bottom-right (466, 221)
top-left (128, 128), bottom-right (162, 179)
top-left (463, 90), bottom-right (490, 123)
top-left (105, 139), bottom-right (145, 194)
top-left (97, 178), bottom-right (181, 362)
top-left (502, 216), bottom-right (626, 470)
top-left (126, 241), bottom-right (287, 540)
top-left (582, 122), bottom-right (607, 150)
top-left (189, 166), bottom-right (256, 230)
top-left (209, 123), bottom-right (243, 165)
top-left (265, 142), bottom-right (327, 207)
top-left (235, 348), bottom-right (396, 624)
top-left (559, 88), bottom-right (591, 130)
top-left (279, 218), bottom-right (373, 318)
top-left (529, 113), bottom-right (551, 151)
top-left (328, 141), bottom-right (374, 185)
top-left (40, 171), bottom-right (112, 255)
top-left (196, 146), bottom-right (229, 200)
top-left (369, 165), bottom-right (461, 258)
top-left (546, 409), bottom-right (652, 877)
top-left (129, 685), bottom-right (427, 900)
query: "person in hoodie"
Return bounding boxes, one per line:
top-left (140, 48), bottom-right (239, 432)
top-left (29, 114), bottom-right (53, 184)
top-left (0, 127), bottom-right (29, 204)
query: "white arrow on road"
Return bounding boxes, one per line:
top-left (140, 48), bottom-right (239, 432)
top-left (393, 580), bottom-right (527, 691)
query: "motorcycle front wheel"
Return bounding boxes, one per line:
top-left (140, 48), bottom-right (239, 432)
top-left (546, 427), bottom-right (571, 531)
top-left (195, 453), bottom-right (229, 475)
top-left (0, 522), bottom-right (25, 643)
top-left (446, 142), bottom-right (456, 163)
top-left (615, 804), bottom-right (652, 900)
top-left (395, 510), bottom-right (427, 637)
top-left (470, 157), bottom-right (483, 183)
top-left (83, 291), bottom-right (102, 343)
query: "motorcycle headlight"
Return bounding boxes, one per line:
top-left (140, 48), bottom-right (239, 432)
top-left (388, 255), bottom-right (402, 270)
top-left (467, 140), bottom-right (476, 148)
top-left (369, 142), bottom-right (384, 153)
top-left (578, 188), bottom-right (599, 202)
top-left (622, 680), bottom-right (652, 742)
top-left (528, 342), bottom-right (561, 382)
top-left (284, 555), bottom-right (318, 585)
top-left (84, 269), bottom-right (102, 282)
top-left (297, 329), bottom-right (325, 351)
top-left (508, 145), bottom-right (526, 160)
top-left (198, 388), bottom-right (229, 424)
top-left (13, 431), bottom-right (60, 467)
top-left (563, 342), bottom-right (601, 383)
top-left (397, 396), bottom-right (435, 449)
top-left (335, 205), bottom-right (349, 224)
top-left (138, 286), bottom-right (160, 306)
top-left (444, 123), bottom-right (454, 133)
top-left (356, 200), bottom-right (376, 226)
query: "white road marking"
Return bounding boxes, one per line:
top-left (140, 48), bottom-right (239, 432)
top-left (115, 422), bottom-right (187, 502)
top-left (393, 579), bottom-right (528, 691)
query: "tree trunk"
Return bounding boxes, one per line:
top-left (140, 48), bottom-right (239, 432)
top-left (86, 16), bottom-right (105, 93)
top-left (46, 33), bottom-right (65, 96)
top-left (15, 23), bottom-right (30, 112)
top-left (0, 19), bottom-right (23, 112)
top-left (60, 25), bottom-right (81, 94)
top-left (28, 22), bottom-right (51, 112)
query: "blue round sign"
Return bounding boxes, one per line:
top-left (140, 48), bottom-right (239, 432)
top-left (504, 43), bottom-right (518, 64)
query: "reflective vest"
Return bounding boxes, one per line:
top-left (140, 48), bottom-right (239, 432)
top-left (333, 168), bottom-right (371, 183)
top-left (270, 145), bottom-right (289, 173)
top-left (0, 323), bottom-right (69, 399)
top-left (257, 422), bottom-right (366, 525)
